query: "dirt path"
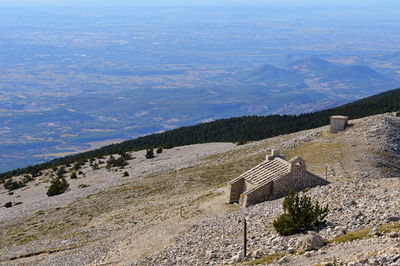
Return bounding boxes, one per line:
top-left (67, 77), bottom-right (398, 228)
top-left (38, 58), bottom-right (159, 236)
top-left (89, 187), bottom-right (233, 265)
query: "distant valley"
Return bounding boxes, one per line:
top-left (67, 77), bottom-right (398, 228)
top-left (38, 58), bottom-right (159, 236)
top-left (1, 4), bottom-right (400, 172)
top-left (1, 55), bottom-right (400, 172)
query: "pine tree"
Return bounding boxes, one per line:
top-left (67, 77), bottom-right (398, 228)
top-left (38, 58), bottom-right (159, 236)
top-left (273, 190), bottom-right (329, 236)
top-left (146, 148), bottom-right (155, 159)
top-left (47, 178), bottom-right (69, 197)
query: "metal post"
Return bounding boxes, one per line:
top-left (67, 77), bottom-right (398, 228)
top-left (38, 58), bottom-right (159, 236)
top-left (243, 217), bottom-right (247, 258)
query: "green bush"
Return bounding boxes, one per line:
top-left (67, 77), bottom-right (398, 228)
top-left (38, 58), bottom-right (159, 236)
top-left (46, 178), bottom-right (69, 197)
top-left (120, 152), bottom-right (133, 160)
top-left (156, 147), bottom-right (163, 154)
top-left (23, 174), bottom-right (34, 183)
top-left (3, 179), bottom-right (25, 191)
top-left (4, 202), bottom-right (12, 208)
top-left (56, 166), bottom-right (66, 178)
top-left (162, 143), bottom-right (174, 149)
top-left (92, 163), bottom-right (99, 170)
top-left (70, 171), bottom-right (78, 179)
top-left (396, 111), bottom-right (400, 117)
top-left (123, 171), bottom-right (129, 177)
top-left (273, 190), bottom-right (329, 236)
top-left (106, 155), bottom-right (128, 169)
top-left (145, 148), bottom-right (155, 159)
top-left (236, 139), bottom-right (247, 145)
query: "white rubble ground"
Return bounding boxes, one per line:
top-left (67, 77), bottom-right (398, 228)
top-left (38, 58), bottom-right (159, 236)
top-left (1, 113), bottom-right (399, 266)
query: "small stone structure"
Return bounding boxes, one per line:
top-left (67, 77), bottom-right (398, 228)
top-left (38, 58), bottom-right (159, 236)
top-left (228, 150), bottom-right (328, 207)
top-left (330, 115), bottom-right (348, 133)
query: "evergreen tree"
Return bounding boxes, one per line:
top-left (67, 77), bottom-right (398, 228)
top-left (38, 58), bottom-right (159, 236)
top-left (273, 190), bottom-right (329, 236)
top-left (3, 179), bottom-right (25, 191)
top-left (146, 148), bottom-right (155, 159)
top-left (47, 178), bottom-right (69, 197)
top-left (56, 166), bottom-right (66, 178)
top-left (70, 171), bottom-right (78, 179)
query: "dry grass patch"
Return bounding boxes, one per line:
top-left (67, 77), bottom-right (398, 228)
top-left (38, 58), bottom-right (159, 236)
top-left (328, 222), bottom-right (400, 244)
top-left (328, 227), bottom-right (371, 244)
top-left (282, 140), bottom-right (346, 175)
top-left (379, 221), bottom-right (400, 233)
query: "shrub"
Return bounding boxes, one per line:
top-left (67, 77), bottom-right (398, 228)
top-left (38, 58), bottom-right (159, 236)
top-left (162, 143), bottom-right (173, 149)
top-left (120, 152), bottom-right (133, 160)
top-left (32, 170), bottom-right (42, 178)
top-left (123, 171), bottom-right (129, 177)
top-left (73, 161), bottom-right (84, 170)
top-left (3, 179), bottom-right (25, 191)
top-left (56, 166), bottom-right (66, 178)
top-left (396, 111), bottom-right (400, 117)
top-left (23, 174), bottom-right (34, 183)
top-left (46, 178), bottom-right (69, 197)
top-left (156, 147), bottom-right (163, 154)
top-left (236, 139), bottom-right (247, 145)
top-left (273, 190), bottom-right (329, 236)
top-left (4, 202), bottom-right (12, 208)
top-left (106, 155), bottom-right (128, 169)
top-left (145, 148), bottom-right (155, 159)
top-left (92, 163), bottom-right (99, 170)
top-left (70, 171), bottom-right (78, 179)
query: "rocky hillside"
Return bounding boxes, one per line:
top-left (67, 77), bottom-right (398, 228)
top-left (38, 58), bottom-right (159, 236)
top-left (137, 113), bottom-right (400, 266)
top-left (0, 113), bottom-right (399, 265)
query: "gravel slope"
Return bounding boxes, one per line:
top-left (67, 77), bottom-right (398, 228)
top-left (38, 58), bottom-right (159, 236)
top-left (0, 113), bottom-right (399, 266)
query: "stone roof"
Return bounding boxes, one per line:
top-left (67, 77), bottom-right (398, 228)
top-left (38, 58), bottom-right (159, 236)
top-left (330, 115), bottom-right (348, 120)
top-left (238, 157), bottom-right (290, 185)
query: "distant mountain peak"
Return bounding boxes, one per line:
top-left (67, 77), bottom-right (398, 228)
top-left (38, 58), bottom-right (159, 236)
top-left (283, 57), bottom-right (398, 90)
top-left (286, 57), bottom-right (335, 70)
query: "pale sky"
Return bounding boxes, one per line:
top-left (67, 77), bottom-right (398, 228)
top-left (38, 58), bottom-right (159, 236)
top-left (1, 0), bottom-right (399, 7)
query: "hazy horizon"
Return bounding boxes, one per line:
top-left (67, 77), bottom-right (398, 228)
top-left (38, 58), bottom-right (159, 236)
top-left (2, 0), bottom-right (400, 7)
top-left (1, 0), bottom-right (400, 171)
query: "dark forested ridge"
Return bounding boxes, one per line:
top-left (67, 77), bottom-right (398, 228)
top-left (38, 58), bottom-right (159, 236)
top-left (1, 88), bottom-right (400, 181)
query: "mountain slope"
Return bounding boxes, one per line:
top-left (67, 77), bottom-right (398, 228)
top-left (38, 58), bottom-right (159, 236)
top-left (1, 87), bottom-right (400, 180)
top-left (0, 113), bottom-right (399, 265)
top-left (243, 63), bottom-right (306, 88)
top-left (286, 58), bottom-right (400, 94)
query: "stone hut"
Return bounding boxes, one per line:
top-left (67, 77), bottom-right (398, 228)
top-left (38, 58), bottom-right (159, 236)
top-left (228, 150), bottom-right (328, 207)
top-left (330, 115), bottom-right (348, 133)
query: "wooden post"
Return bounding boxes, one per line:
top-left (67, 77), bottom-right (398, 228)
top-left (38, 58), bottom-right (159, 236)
top-left (325, 165), bottom-right (328, 180)
top-left (243, 217), bottom-right (247, 258)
